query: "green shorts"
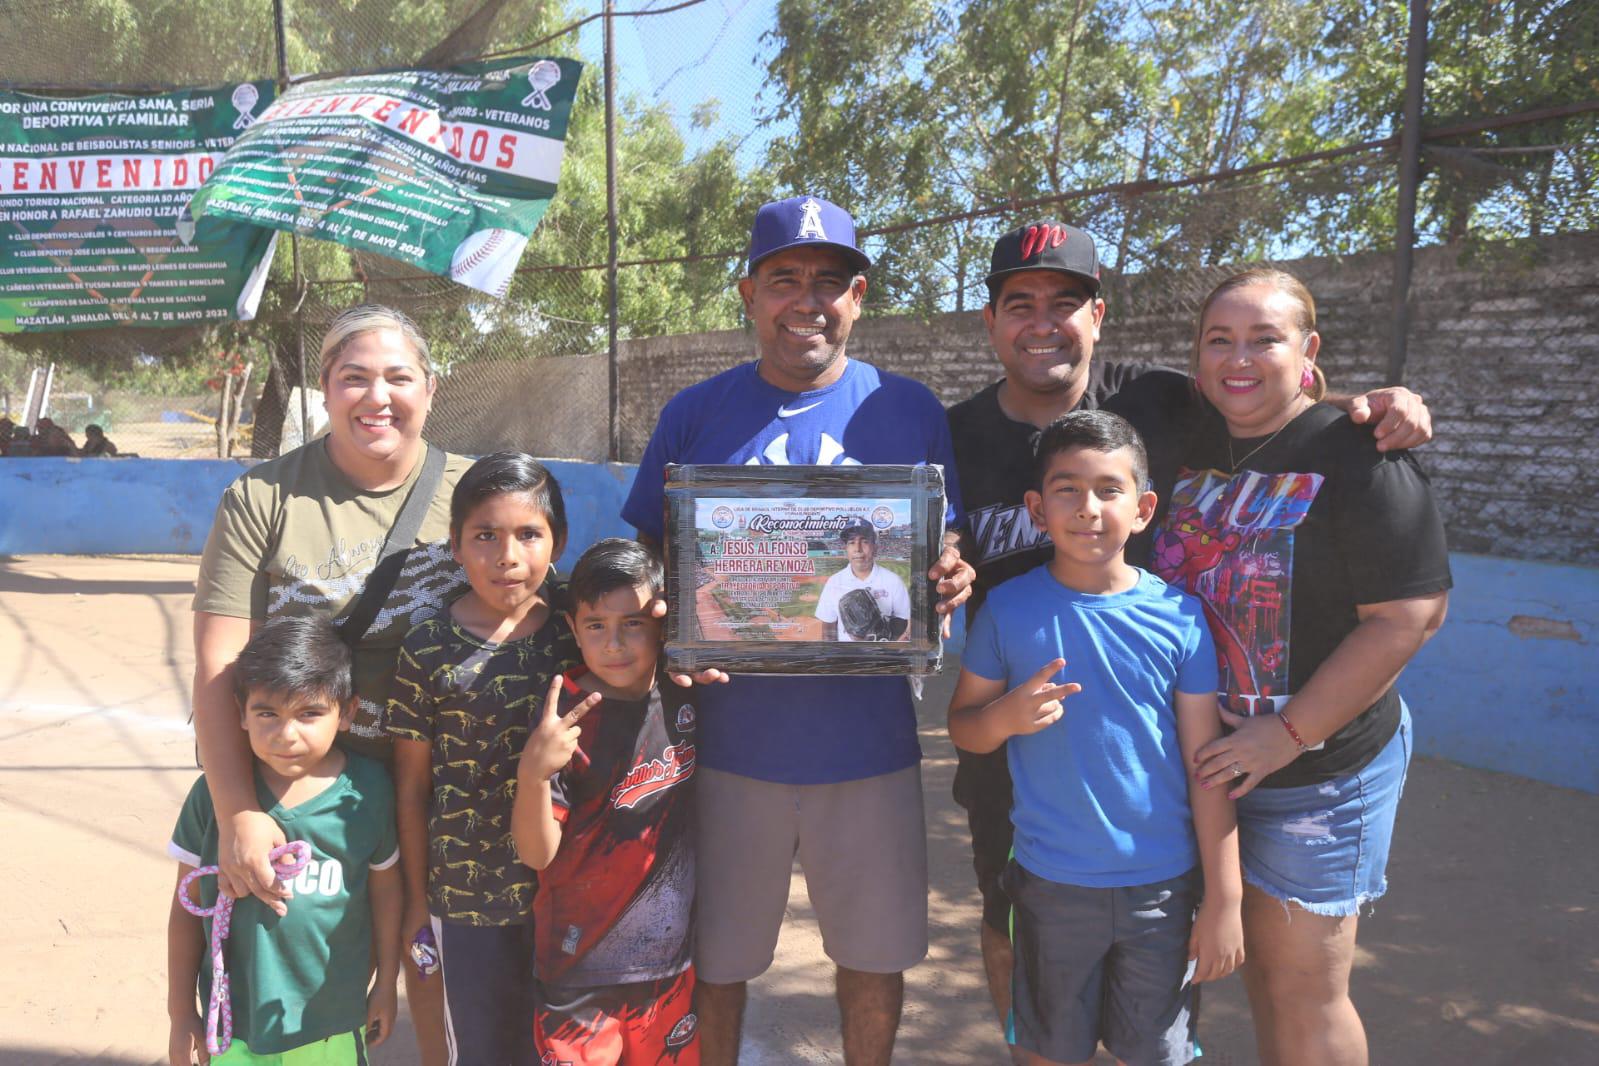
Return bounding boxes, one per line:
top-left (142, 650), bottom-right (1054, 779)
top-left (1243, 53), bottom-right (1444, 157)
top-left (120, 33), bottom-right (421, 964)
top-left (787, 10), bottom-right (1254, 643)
top-left (213, 1028), bottom-right (368, 1065)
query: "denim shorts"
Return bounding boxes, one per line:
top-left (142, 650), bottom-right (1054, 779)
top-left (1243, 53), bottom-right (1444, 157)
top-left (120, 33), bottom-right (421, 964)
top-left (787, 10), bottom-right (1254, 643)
top-left (1237, 704), bottom-right (1412, 917)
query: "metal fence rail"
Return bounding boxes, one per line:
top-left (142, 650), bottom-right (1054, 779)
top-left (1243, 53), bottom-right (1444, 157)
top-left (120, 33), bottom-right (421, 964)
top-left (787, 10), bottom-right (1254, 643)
top-left (0, 0), bottom-right (1593, 461)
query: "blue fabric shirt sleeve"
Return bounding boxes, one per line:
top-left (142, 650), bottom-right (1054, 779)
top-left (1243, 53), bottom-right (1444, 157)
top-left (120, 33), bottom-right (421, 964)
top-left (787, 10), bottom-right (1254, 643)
top-left (1175, 594), bottom-right (1220, 695)
top-left (962, 600), bottom-right (1007, 682)
top-left (621, 413), bottom-right (677, 542)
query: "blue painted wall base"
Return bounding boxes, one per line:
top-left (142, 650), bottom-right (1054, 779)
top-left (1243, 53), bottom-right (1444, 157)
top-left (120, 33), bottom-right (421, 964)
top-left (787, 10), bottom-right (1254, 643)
top-left (0, 458), bottom-right (254, 554)
top-left (0, 457), bottom-right (638, 557)
top-left (1404, 553), bottom-right (1598, 794)
top-left (2, 460), bottom-right (1594, 793)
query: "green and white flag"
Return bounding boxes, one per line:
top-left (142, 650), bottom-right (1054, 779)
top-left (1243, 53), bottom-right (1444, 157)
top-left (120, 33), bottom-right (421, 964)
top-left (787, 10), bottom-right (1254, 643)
top-left (0, 83), bottom-right (279, 333)
top-left (187, 57), bottom-right (582, 297)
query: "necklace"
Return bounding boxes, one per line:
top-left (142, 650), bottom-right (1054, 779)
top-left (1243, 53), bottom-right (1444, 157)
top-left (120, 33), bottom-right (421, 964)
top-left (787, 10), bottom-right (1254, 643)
top-left (1228, 421), bottom-right (1291, 474)
top-left (1227, 397), bottom-right (1313, 473)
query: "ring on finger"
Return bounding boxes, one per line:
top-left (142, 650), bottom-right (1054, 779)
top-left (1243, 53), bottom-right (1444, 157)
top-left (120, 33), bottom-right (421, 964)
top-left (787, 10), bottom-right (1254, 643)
top-left (1231, 762), bottom-right (1245, 777)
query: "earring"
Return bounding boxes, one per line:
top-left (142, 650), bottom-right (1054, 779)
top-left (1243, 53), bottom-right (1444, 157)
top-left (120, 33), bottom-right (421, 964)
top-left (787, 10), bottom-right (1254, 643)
top-left (1300, 365), bottom-right (1315, 391)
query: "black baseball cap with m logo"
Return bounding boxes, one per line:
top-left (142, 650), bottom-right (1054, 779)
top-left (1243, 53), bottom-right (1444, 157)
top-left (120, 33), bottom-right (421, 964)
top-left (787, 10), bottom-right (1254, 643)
top-left (984, 220), bottom-right (1101, 300)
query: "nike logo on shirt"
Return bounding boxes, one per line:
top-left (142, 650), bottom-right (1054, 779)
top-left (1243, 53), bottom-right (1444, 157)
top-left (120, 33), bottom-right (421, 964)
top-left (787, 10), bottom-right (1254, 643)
top-left (778, 401), bottom-right (824, 417)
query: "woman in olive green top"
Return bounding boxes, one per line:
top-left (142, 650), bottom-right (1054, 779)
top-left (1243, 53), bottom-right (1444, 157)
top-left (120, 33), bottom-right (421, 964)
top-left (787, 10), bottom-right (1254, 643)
top-left (191, 304), bottom-right (465, 1066)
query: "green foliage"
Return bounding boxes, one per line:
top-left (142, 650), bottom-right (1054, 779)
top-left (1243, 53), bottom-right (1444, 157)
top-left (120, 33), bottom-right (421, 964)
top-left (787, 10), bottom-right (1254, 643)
top-left (1413, 0), bottom-right (1599, 242)
top-left (509, 63), bottom-right (762, 349)
top-left (2, 0), bottom-right (766, 393)
top-left (2, 0), bottom-right (1592, 395)
top-left (756, 0), bottom-right (1596, 308)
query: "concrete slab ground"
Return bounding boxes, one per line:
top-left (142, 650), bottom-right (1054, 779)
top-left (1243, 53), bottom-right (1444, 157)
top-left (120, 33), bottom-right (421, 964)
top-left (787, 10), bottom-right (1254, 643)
top-left (1, 555), bottom-right (1596, 1064)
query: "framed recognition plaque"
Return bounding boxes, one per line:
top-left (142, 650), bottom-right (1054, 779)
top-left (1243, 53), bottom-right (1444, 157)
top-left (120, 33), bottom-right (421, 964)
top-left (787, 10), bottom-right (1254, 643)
top-left (662, 464), bottom-right (946, 676)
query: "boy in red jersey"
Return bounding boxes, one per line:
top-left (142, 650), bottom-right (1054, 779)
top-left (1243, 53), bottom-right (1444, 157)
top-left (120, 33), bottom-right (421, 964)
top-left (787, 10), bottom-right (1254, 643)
top-left (513, 538), bottom-right (698, 1065)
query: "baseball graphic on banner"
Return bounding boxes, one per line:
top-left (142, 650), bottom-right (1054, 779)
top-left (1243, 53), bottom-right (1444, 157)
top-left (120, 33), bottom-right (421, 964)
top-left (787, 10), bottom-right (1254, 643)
top-left (231, 83), bottom-right (260, 128)
top-left (450, 228), bottom-right (528, 297)
top-left (522, 61), bottom-right (563, 109)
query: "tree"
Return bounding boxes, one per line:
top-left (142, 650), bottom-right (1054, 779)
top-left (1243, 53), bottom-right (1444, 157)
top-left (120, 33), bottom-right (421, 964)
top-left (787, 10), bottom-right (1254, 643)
top-left (0, 0), bottom-right (772, 453)
top-left (754, 0), bottom-right (1597, 309)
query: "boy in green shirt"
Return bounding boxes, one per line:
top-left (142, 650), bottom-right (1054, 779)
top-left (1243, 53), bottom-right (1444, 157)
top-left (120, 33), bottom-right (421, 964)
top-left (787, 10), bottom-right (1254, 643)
top-left (167, 616), bottom-right (402, 1064)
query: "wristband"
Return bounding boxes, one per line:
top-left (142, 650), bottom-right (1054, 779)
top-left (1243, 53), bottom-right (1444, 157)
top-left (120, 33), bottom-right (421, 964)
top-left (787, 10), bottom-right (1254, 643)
top-left (409, 926), bottom-right (440, 979)
top-left (1276, 711), bottom-right (1309, 752)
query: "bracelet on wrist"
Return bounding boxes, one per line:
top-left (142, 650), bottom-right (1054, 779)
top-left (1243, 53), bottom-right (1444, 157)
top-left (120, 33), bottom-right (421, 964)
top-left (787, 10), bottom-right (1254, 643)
top-left (1276, 710), bottom-right (1310, 752)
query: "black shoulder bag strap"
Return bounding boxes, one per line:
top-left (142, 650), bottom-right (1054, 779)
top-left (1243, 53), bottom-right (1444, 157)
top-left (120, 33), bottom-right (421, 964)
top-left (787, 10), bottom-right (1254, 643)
top-left (337, 444), bottom-right (448, 647)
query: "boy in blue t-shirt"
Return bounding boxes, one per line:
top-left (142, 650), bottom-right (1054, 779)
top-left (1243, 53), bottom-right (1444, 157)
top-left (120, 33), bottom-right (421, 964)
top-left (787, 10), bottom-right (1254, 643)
top-left (948, 410), bottom-right (1243, 1066)
top-left (167, 616), bottom-right (401, 1065)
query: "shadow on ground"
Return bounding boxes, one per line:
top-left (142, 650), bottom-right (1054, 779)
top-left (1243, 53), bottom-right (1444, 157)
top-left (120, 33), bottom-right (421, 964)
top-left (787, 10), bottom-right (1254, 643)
top-left (2, 558), bottom-right (1596, 1064)
top-left (902, 670), bottom-right (1599, 1066)
top-left (1, 1050), bottom-right (154, 1066)
top-left (0, 564), bottom-right (195, 598)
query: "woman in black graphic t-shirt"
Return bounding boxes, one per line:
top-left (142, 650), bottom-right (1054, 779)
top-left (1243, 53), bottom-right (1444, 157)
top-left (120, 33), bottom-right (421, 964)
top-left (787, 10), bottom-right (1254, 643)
top-left (1150, 268), bottom-right (1451, 1066)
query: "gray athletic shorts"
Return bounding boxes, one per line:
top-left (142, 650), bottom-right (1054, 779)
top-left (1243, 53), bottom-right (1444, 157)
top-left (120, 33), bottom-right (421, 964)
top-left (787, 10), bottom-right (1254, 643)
top-left (693, 764), bottom-right (929, 983)
top-left (1003, 861), bottom-right (1199, 1066)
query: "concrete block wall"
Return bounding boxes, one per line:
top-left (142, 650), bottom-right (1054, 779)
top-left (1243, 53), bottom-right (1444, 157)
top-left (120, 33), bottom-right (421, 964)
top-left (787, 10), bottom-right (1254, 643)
top-left (617, 232), bottom-right (1599, 567)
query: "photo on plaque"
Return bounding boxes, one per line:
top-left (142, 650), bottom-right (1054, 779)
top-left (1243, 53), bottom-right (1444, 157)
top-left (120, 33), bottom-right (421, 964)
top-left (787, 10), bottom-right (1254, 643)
top-left (663, 464), bottom-right (945, 676)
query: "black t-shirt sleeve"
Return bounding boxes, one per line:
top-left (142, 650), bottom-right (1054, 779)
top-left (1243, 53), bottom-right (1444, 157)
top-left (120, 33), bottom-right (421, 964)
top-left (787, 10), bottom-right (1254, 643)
top-left (1331, 450), bottom-right (1454, 606)
top-left (1100, 366), bottom-right (1204, 565)
top-left (1099, 360), bottom-right (1185, 394)
top-left (1099, 365), bottom-right (1197, 429)
top-left (549, 764), bottom-right (575, 818)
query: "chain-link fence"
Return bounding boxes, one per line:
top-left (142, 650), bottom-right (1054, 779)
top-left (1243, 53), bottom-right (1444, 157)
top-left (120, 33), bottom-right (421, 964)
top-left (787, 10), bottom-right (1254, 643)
top-left (0, 0), bottom-right (1594, 461)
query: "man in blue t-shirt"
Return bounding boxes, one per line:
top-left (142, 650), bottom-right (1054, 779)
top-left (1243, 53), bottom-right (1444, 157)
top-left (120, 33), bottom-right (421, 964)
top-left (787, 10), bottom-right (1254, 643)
top-left (621, 194), bottom-right (975, 1066)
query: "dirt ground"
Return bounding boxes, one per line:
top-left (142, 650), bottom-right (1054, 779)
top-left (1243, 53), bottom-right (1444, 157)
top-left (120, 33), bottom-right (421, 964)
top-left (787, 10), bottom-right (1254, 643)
top-left (2, 554), bottom-right (1596, 1065)
top-left (88, 420), bottom-right (238, 459)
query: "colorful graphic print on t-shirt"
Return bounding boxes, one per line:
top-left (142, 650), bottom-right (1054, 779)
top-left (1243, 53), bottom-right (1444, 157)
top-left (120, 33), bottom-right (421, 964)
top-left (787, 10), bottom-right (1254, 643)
top-left (1152, 467), bottom-right (1324, 718)
top-left (537, 679), bottom-right (696, 988)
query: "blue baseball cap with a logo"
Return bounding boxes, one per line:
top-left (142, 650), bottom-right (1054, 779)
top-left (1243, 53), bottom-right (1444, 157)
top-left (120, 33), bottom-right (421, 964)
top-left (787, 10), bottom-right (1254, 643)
top-left (747, 195), bottom-right (872, 275)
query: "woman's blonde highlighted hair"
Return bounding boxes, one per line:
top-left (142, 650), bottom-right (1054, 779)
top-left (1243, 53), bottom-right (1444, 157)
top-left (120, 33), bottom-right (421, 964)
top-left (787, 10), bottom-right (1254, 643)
top-left (317, 304), bottom-right (434, 384)
top-left (1189, 268), bottom-right (1326, 401)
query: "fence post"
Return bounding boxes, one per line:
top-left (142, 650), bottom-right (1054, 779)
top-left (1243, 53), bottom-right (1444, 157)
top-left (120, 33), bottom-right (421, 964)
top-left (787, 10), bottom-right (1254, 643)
top-left (218, 366), bottom-right (233, 457)
top-left (1389, 0), bottom-right (1430, 386)
top-left (271, 0), bottom-right (310, 448)
top-left (292, 237), bottom-right (308, 442)
top-left (604, 0), bottom-right (621, 463)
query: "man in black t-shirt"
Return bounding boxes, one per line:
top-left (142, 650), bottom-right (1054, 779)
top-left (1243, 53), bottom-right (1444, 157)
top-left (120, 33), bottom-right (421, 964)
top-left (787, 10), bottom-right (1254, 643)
top-left (947, 221), bottom-right (1194, 1023)
top-left (947, 219), bottom-right (1436, 1026)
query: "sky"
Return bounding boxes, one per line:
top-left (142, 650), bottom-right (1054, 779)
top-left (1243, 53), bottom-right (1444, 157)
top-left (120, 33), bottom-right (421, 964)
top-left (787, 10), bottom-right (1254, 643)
top-left (575, 0), bottom-right (789, 168)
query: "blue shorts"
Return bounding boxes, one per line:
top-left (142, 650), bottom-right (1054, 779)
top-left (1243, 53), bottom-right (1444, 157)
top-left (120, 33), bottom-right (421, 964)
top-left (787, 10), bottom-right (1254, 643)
top-left (1002, 862), bottom-right (1199, 1066)
top-left (1237, 704), bottom-right (1412, 917)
